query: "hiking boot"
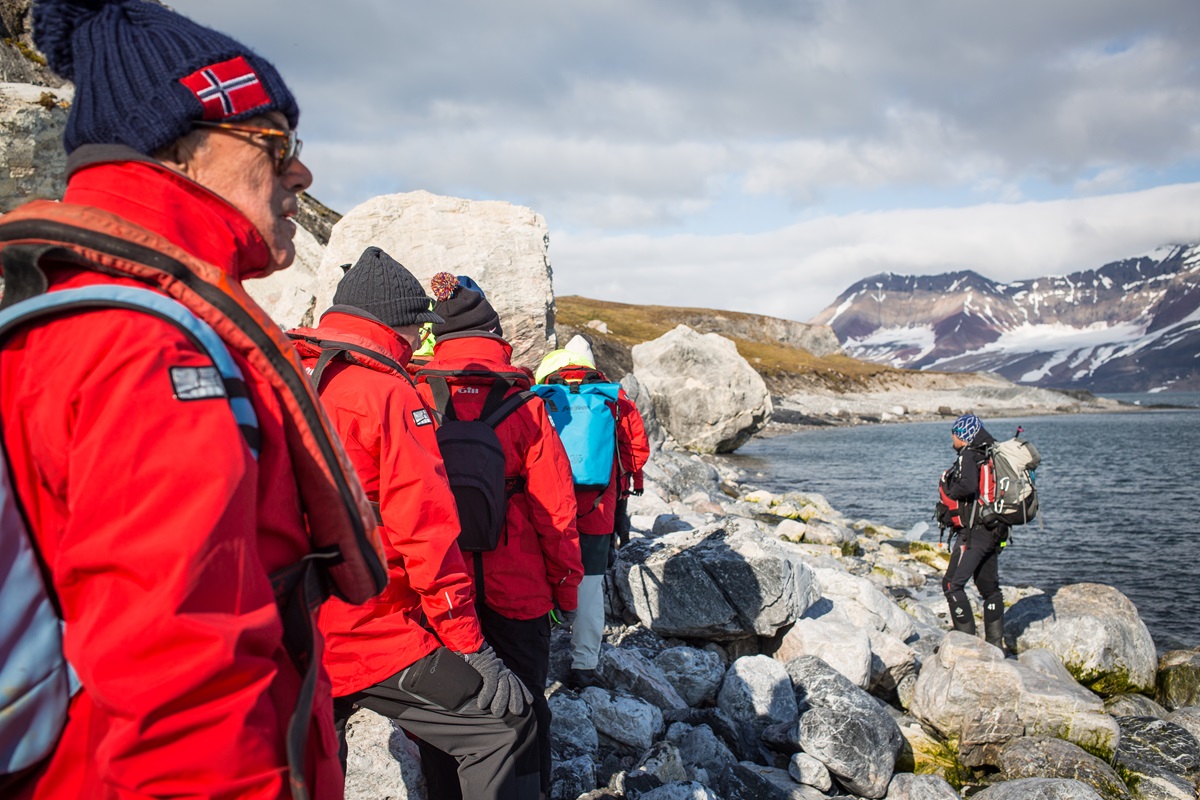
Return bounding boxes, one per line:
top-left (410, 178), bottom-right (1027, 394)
top-left (984, 618), bottom-right (1008, 655)
top-left (568, 668), bottom-right (604, 691)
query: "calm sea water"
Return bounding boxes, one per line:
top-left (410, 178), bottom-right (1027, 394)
top-left (723, 393), bottom-right (1200, 651)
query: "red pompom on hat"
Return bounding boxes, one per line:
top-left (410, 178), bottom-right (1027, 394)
top-left (429, 272), bottom-right (502, 338)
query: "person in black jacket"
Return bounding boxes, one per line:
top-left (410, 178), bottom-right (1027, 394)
top-left (939, 413), bottom-right (1008, 650)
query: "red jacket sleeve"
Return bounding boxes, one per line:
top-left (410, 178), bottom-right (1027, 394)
top-left (617, 389), bottom-right (651, 494)
top-left (521, 399), bottom-right (583, 611)
top-left (378, 385), bottom-right (484, 654)
top-left (40, 315), bottom-right (291, 799)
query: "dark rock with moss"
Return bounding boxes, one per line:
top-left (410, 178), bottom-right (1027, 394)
top-left (1156, 650), bottom-right (1200, 711)
top-left (1112, 716), bottom-right (1200, 800)
top-left (998, 737), bottom-right (1131, 800)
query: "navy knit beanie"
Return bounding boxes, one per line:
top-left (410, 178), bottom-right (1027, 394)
top-left (429, 272), bottom-right (503, 338)
top-left (332, 247), bottom-right (443, 329)
top-left (33, 0), bottom-right (299, 155)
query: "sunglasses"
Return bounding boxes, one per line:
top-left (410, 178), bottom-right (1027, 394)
top-left (192, 120), bottom-right (303, 173)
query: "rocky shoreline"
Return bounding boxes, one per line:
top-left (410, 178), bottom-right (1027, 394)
top-left (342, 373), bottom-right (1200, 800)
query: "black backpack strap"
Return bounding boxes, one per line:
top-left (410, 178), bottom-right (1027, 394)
top-left (474, 552), bottom-right (486, 609)
top-left (478, 377), bottom-right (513, 419)
top-left (482, 388), bottom-right (535, 429)
top-left (424, 375), bottom-right (457, 422)
top-left (0, 243), bottom-right (57, 309)
top-left (300, 338), bottom-right (412, 392)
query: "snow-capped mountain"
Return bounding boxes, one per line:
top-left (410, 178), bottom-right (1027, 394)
top-left (810, 244), bottom-right (1200, 392)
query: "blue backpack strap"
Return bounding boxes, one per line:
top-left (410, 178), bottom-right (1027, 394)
top-left (0, 285), bottom-right (261, 776)
top-left (0, 285), bottom-right (260, 459)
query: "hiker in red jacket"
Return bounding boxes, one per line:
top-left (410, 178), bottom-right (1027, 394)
top-left (0, 1), bottom-right (386, 797)
top-left (414, 273), bottom-right (583, 798)
top-left (290, 248), bottom-right (538, 800)
top-left (534, 337), bottom-right (651, 690)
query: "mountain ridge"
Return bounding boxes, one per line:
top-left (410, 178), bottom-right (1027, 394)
top-left (812, 243), bottom-right (1200, 392)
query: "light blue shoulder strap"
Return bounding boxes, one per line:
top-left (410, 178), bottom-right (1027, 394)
top-left (0, 284), bottom-right (265, 774)
top-left (0, 285), bottom-right (259, 458)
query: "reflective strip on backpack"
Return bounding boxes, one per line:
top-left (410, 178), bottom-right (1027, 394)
top-left (0, 455), bottom-right (73, 773)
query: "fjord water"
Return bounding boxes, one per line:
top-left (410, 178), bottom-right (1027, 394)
top-left (724, 394), bottom-right (1200, 651)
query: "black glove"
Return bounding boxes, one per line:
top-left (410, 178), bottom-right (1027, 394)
top-left (550, 607), bottom-right (577, 627)
top-left (462, 645), bottom-right (532, 717)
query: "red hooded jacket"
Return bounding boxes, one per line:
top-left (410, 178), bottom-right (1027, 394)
top-left (290, 312), bottom-right (484, 695)
top-left (415, 335), bottom-right (583, 620)
top-left (2, 158), bottom-right (342, 799)
top-left (542, 366), bottom-right (651, 536)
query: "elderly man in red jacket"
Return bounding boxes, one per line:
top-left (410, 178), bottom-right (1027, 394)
top-left (290, 248), bottom-right (538, 800)
top-left (0, 1), bottom-right (386, 798)
top-left (414, 273), bottom-right (583, 799)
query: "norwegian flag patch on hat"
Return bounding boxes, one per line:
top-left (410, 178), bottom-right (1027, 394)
top-left (180, 56), bottom-right (272, 120)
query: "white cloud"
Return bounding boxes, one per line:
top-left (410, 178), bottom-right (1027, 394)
top-left (552, 183), bottom-right (1200, 322)
top-left (165, 0), bottom-right (1200, 321)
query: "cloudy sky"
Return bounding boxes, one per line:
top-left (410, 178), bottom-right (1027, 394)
top-left (173, 0), bottom-right (1200, 321)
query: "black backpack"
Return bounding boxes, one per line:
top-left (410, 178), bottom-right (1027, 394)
top-left (422, 375), bottom-right (534, 601)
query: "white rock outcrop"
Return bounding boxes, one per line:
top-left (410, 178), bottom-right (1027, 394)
top-left (632, 325), bottom-right (772, 453)
top-left (0, 82), bottom-right (72, 212)
top-left (317, 190), bottom-right (555, 367)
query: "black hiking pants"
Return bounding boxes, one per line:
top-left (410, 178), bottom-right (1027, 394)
top-left (942, 526), bottom-right (1006, 635)
top-left (333, 648), bottom-right (539, 800)
top-left (418, 605), bottom-right (551, 800)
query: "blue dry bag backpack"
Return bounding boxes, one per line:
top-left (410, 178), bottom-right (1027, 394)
top-left (532, 379), bottom-right (621, 491)
top-left (0, 284), bottom-right (258, 776)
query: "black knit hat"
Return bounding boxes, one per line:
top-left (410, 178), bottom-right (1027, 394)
top-left (429, 272), bottom-right (502, 338)
top-left (332, 247), bottom-right (442, 328)
top-left (33, 0), bottom-right (299, 155)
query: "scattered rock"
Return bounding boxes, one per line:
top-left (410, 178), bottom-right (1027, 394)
top-left (654, 647), bottom-right (726, 707)
top-left (1112, 716), bottom-right (1200, 800)
top-left (997, 737), bottom-right (1132, 800)
top-left (343, 708), bottom-right (426, 800)
top-left (971, 777), bottom-right (1104, 799)
top-left (581, 688), bottom-right (665, 753)
top-left (1008, 584), bottom-right (1158, 696)
top-left (883, 772), bottom-right (961, 799)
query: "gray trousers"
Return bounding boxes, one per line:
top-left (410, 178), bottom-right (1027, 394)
top-left (333, 650), bottom-right (539, 800)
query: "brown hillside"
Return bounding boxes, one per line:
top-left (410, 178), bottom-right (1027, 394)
top-left (555, 296), bottom-right (906, 395)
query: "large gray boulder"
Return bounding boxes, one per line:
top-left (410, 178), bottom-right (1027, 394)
top-left (717, 655), bottom-right (798, 734)
top-left (773, 616), bottom-right (872, 689)
top-left (342, 708), bottom-right (426, 800)
top-left (909, 634), bottom-right (1120, 767)
top-left (0, 81), bottom-right (71, 212)
top-left (806, 566), bottom-right (917, 642)
top-left (716, 762), bottom-right (827, 800)
top-left (614, 520), bottom-right (817, 640)
top-left (654, 647), bottom-right (726, 708)
top-left (1008, 583), bottom-right (1157, 696)
top-left (632, 325), bottom-right (772, 453)
top-left (1112, 716), bottom-right (1200, 800)
top-left (784, 656), bottom-right (904, 798)
top-left (664, 722), bottom-right (737, 786)
top-left (580, 687), bottom-right (664, 752)
top-left (549, 692), bottom-right (599, 759)
top-left (598, 647), bottom-right (688, 712)
top-left (884, 773), bottom-right (960, 800)
top-left (997, 737), bottom-right (1132, 800)
top-left (971, 778), bottom-right (1104, 799)
top-left (317, 190), bottom-right (555, 366)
